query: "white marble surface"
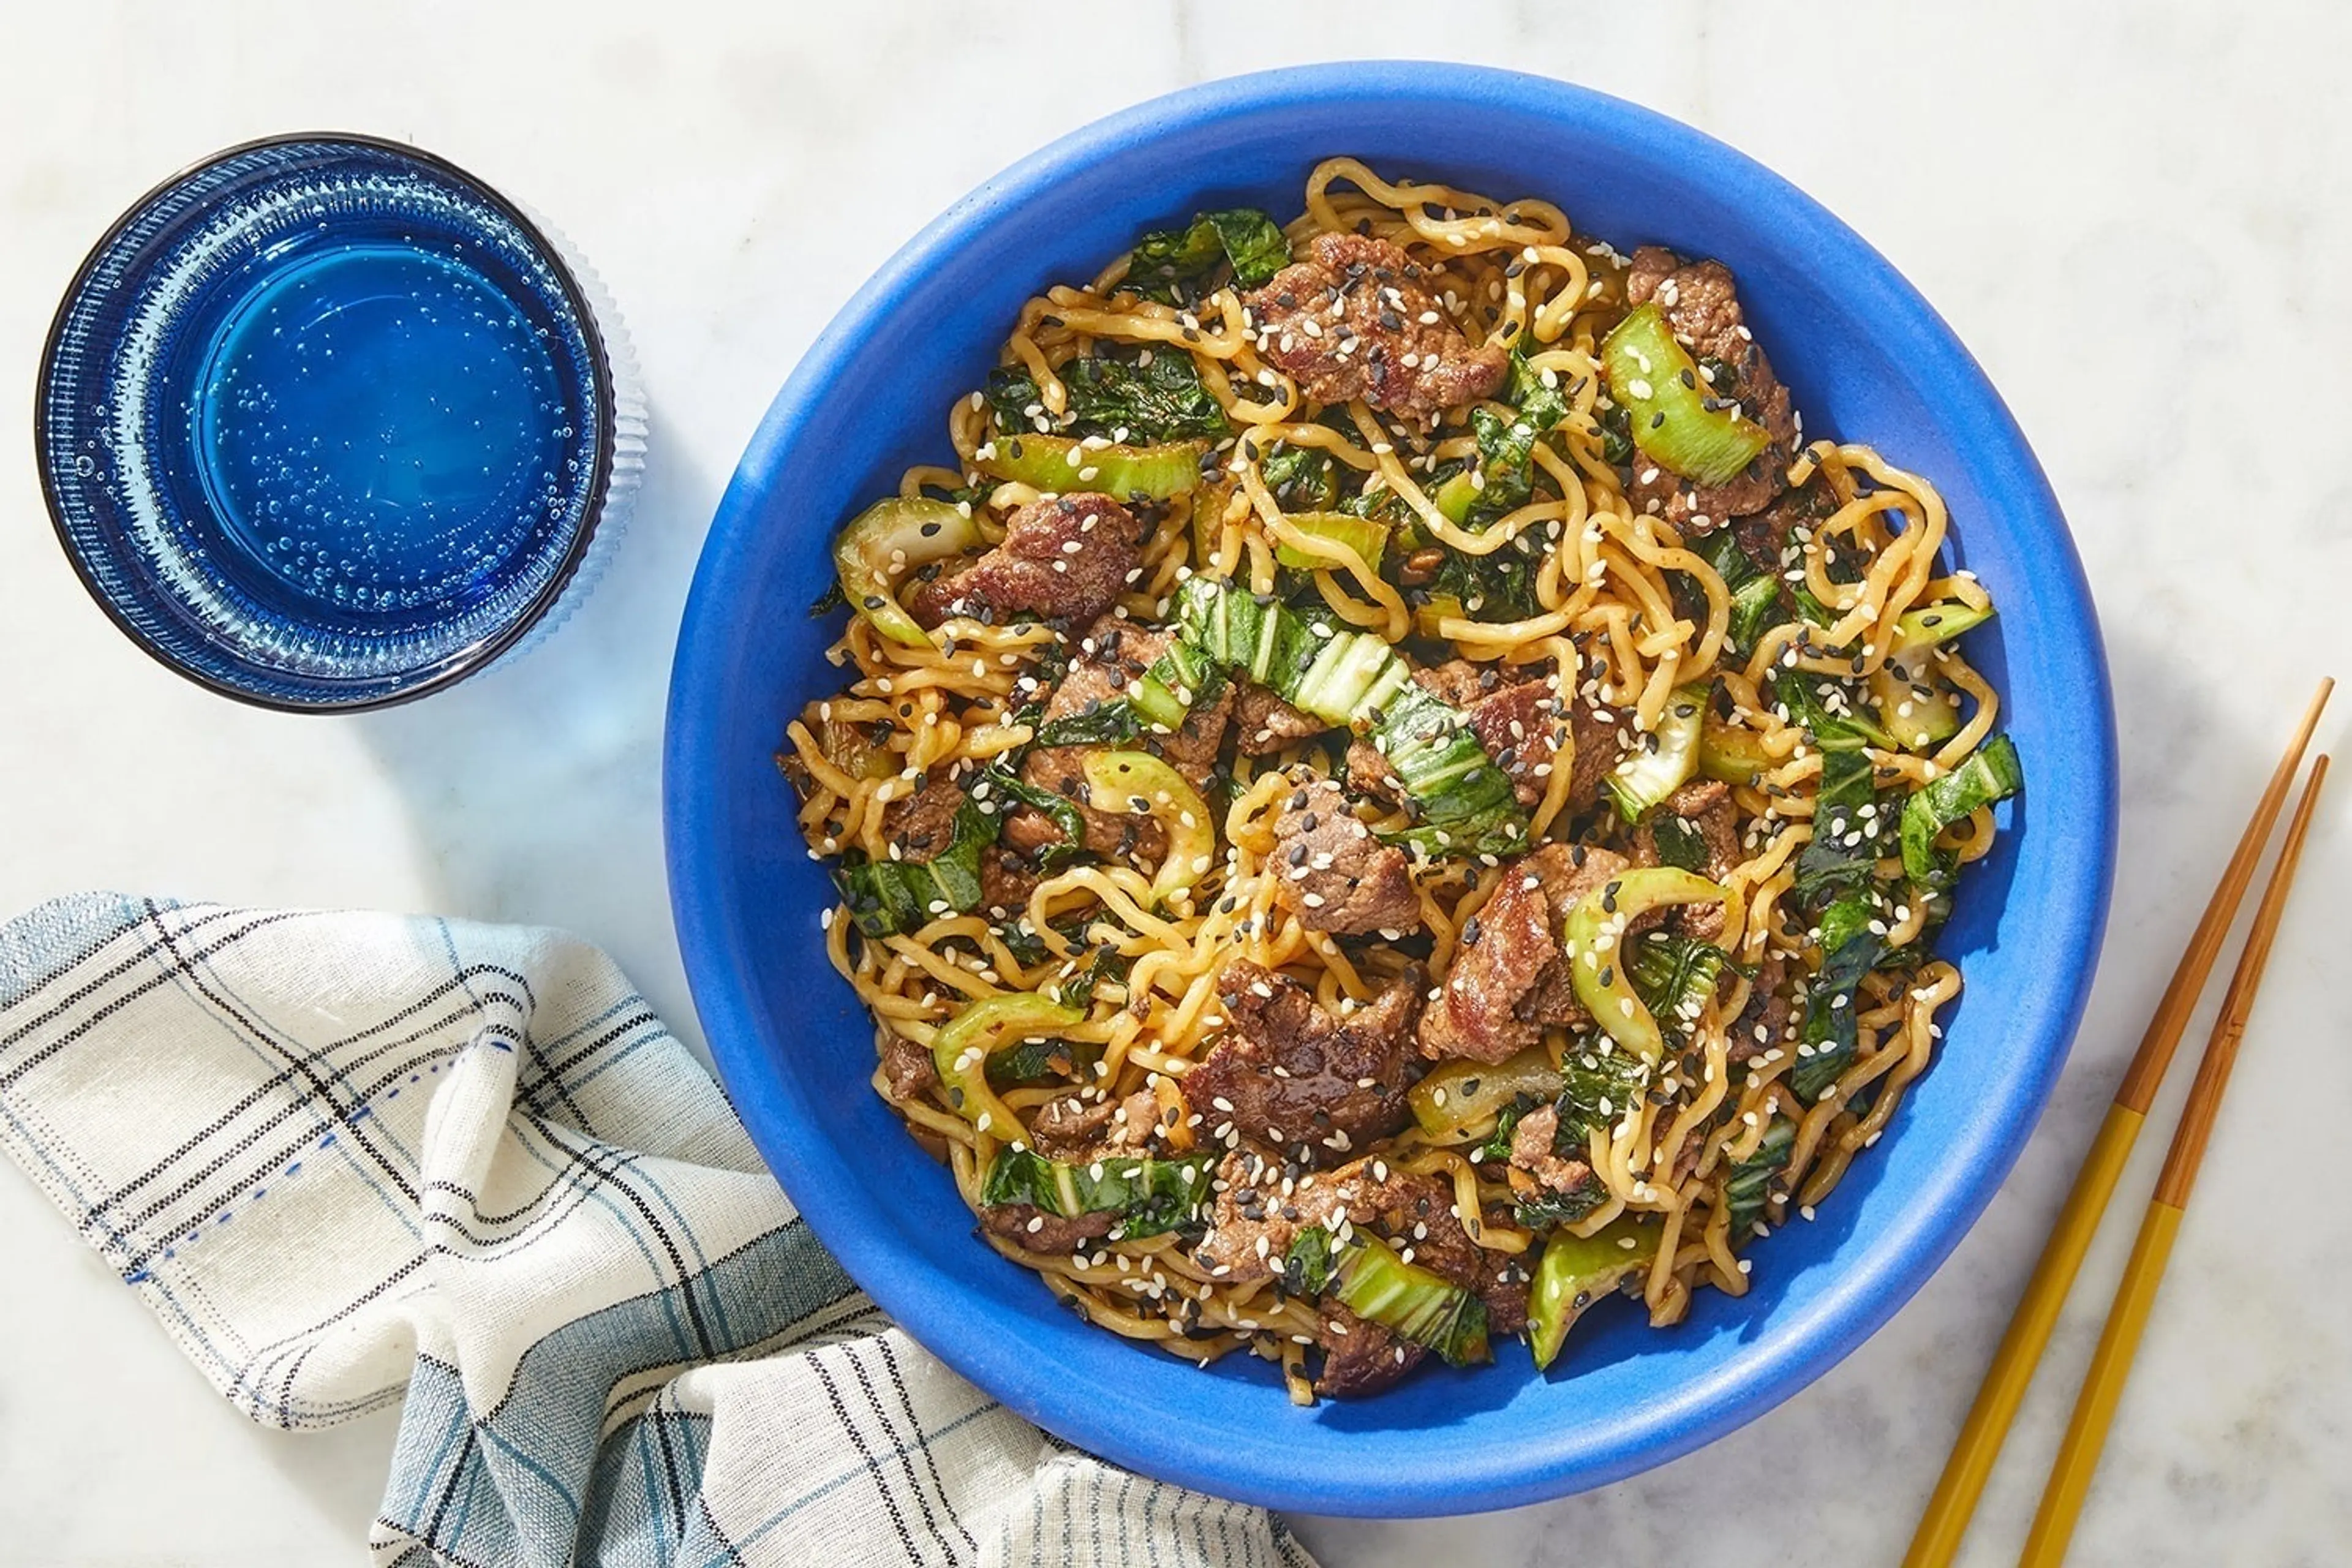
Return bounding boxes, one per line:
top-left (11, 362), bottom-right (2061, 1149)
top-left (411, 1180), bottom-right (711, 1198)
top-left (2, 2), bottom-right (2347, 1562)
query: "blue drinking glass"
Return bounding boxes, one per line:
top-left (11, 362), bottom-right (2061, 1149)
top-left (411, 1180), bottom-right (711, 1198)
top-left (36, 134), bottom-right (637, 710)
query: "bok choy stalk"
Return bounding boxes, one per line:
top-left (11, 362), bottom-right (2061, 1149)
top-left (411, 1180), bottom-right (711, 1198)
top-left (1562, 867), bottom-right (1729, 1063)
top-left (1600, 304), bottom-right (1771, 487)
top-left (1280, 1228), bottom-right (1492, 1368)
top-left (1163, 576), bottom-right (1530, 858)
top-left (1528, 1217), bottom-right (1659, 1371)
top-left (930, 993), bottom-right (1085, 1138)
top-left (980, 1146), bottom-right (1218, 1240)
top-left (977, 432), bottom-right (1206, 502)
top-left (1790, 747), bottom-right (1884, 902)
top-left (1605, 683), bottom-right (1710, 821)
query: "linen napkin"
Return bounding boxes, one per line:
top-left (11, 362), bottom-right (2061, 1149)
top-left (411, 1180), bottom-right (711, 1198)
top-left (0, 894), bottom-right (1317, 1568)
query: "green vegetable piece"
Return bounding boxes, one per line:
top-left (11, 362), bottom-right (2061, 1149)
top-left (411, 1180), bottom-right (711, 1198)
top-left (1697, 711), bottom-right (1776, 786)
top-left (1529, 1217), bottom-right (1659, 1371)
top-left (1082, 751), bottom-right (1215, 901)
top-left (980, 1146), bottom-right (1218, 1239)
top-left (1790, 747), bottom-right (1884, 902)
top-left (1891, 600), bottom-right (1995, 652)
top-left (1773, 671), bottom-right (1896, 753)
top-left (1260, 445), bottom-right (1339, 511)
top-left (1128, 208), bottom-right (1292, 301)
top-left (932, 993), bottom-right (1086, 1139)
top-left (1033, 699), bottom-right (1140, 748)
top-left (1409, 1047), bottom-right (1566, 1142)
top-left (1624, 931), bottom-right (1740, 1051)
top-left (1330, 1232), bottom-right (1491, 1368)
top-left (1600, 303), bottom-right (1771, 487)
top-left (1563, 867), bottom-right (1730, 1063)
top-left (1722, 1117), bottom-right (1796, 1237)
top-left (1273, 510), bottom-right (1392, 573)
top-left (978, 433), bottom-right (1205, 500)
top-left (1873, 645), bottom-right (1966, 751)
top-left (831, 796), bottom-right (998, 938)
top-left (832, 496), bottom-right (982, 648)
top-left (1605, 682), bottom-right (1709, 821)
top-left (983, 1036), bottom-right (1097, 1089)
top-left (1789, 894), bottom-right (1886, 1102)
top-left (1129, 638), bottom-right (1219, 733)
top-left (1281, 1226), bottom-right (1338, 1297)
top-left (1899, 734), bottom-right (2023, 888)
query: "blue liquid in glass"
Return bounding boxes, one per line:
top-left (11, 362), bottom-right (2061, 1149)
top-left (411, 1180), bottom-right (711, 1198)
top-left (173, 241), bottom-right (576, 625)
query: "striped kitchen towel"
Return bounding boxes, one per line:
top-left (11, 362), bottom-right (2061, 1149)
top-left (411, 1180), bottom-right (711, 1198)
top-left (0, 894), bottom-right (1316, 1567)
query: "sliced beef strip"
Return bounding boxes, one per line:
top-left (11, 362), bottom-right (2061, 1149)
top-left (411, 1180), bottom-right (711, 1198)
top-left (1629, 778), bottom-right (1741, 941)
top-left (879, 1035), bottom-right (937, 1105)
top-left (1010, 614), bottom-right (1234, 861)
top-left (1185, 960), bottom-right (1426, 1168)
top-left (1345, 736), bottom-right (1401, 803)
top-left (1564, 687), bottom-right (1632, 813)
top-left (1728, 952), bottom-right (1792, 1064)
top-left (978, 846), bottom-right (1039, 918)
top-left (1416, 843), bottom-right (1630, 1064)
top-left (1027, 1088), bottom-right (1161, 1161)
top-left (1732, 471), bottom-right (1838, 579)
top-left (1232, 680), bottom-right (1328, 755)
top-left (1507, 1103), bottom-right (1595, 1201)
top-left (1268, 779), bottom-right (1423, 936)
top-left (1196, 1148), bottom-right (1482, 1289)
top-left (1245, 232), bottom-right (1509, 418)
top-left (978, 1202), bottom-right (1115, 1256)
top-left (907, 492), bottom-right (1143, 628)
top-left (1620, 247), bottom-right (1797, 532)
top-left (879, 777), bottom-right (965, 864)
top-left (1316, 1307), bottom-right (1426, 1398)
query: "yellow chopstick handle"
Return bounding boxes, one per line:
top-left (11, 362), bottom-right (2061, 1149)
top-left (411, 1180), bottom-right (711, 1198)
top-left (1902, 1102), bottom-right (2147, 1568)
top-left (2018, 1199), bottom-right (2185, 1567)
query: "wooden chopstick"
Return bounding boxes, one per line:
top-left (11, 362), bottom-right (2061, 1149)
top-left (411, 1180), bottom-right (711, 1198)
top-left (1902, 677), bottom-right (2334, 1568)
top-left (2019, 753), bottom-right (2329, 1564)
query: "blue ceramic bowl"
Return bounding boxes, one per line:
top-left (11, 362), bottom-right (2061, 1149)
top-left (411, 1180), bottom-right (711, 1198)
top-left (666, 64), bottom-right (2116, 1515)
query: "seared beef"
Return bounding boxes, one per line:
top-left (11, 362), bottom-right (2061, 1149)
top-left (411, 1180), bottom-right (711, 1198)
top-left (1196, 1149), bottom-right (1480, 1287)
top-left (978, 846), bottom-right (1039, 918)
top-left (1315, 1308), bottom-right (1425, 1397)
top-left (1729, 952), bottom-right (1792, 1064)
top-left (907, 492), bottom-right (1143, 628)
top-left (1026, 1089), bottom-right (1159, 1161)
top-left (1184, 960), bottom-right (1425, 1168)
top-left (979, 1202), bottom-right (1114, 1256)
top-left (879, 1035), bottom-right (937, 1104)
top-left (1507, 1104), bottom-right (1596, 1204)
top-left (1245, 233), bottom-right (1509, 418)
top-left (1564, 688), bottom-right (1632, 812)
top-left (1268, 780), bottom-right (1423, 936)
top-left (1197, 1146), bottom-right (1528, 1389)
top-left (1232, 680), bottom-right (1328, 755)
top-left (1620, 248), bottom-right (1796, 531)
top-left (880, 777), bottom-right (964, 863)
top-left (1630, 778), bottom-right (1742, 941)
top-left (1418, 843), bottom-right (1630, 1063)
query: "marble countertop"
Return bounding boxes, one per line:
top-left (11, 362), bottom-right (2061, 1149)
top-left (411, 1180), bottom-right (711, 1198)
top-left (4, 2), bottom-right (2346, 1562)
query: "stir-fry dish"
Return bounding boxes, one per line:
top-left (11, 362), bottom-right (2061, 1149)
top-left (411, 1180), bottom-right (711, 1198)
top-left (780, 157), bottom-right (2022, 1401)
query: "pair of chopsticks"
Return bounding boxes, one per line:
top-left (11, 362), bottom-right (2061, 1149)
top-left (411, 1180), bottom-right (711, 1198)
top-left (1905, 679), bottom-right (2335, 1567)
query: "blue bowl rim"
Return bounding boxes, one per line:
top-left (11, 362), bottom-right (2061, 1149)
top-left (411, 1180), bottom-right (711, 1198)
top-left (32, 130), bottom-right (621, 715)
top-left (666, 62), bottom-right (2118, 1515)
